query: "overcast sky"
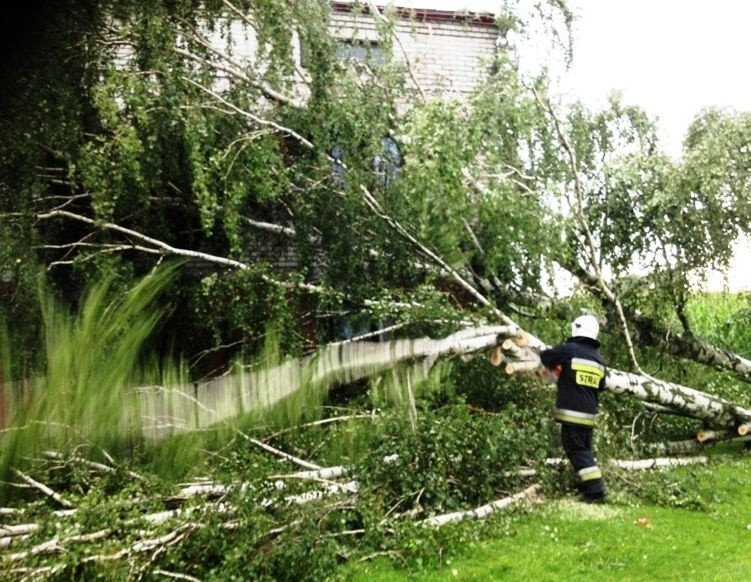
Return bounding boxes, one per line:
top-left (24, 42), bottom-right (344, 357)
top-left (382, 0), bottom-right (751, 158)
top-left (563, 0), bottom-right (751, 158)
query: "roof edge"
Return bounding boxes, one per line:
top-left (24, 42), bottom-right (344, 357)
top-left (331, 2), bottom-right (497, 28)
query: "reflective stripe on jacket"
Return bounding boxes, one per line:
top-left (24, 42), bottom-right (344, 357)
top-left (553, 408), bottom-right (597, 427)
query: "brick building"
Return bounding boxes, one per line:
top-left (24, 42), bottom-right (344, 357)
top-left (329, 2), bottom-right (500, 98)
top-left (220, 3), bottom-right (500, 101)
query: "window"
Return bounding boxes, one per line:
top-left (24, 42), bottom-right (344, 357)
top-left (328, 136), bottom-right (402, 187)
top-left (299, 38), bottom-right (384, 70)
top-left (335, 39), bottom-right (384, 68)
top-left (372, 136), bottom-right (402, 188)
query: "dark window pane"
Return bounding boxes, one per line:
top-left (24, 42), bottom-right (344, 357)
top-left (336, 39), bottom-right (384, 67)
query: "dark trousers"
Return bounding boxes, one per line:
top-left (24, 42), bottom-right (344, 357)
top-left (561, 424), bottom-right (606, 498)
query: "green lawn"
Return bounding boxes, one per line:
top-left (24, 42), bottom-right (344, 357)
top-left (342, 455), bottom-right (751, 581)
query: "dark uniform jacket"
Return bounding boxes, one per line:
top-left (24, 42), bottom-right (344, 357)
top-left (540, 336), bottom-right (607, 427)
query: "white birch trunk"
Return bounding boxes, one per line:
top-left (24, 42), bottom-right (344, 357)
top-left (605, 368), bottom-right (751, 428)
top-left (420, 484), bottom-right (541, 527)
top-left (133, 325), bottom-right (522, 438)
top-left (497, 318), bottom-right (751, 429)
top-left (609, 457), bottom-right (707, 470)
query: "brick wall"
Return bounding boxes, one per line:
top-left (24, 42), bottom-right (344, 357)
top-left (209, 4), bottom-right (499, 101)
top-left (330, 5), bottom-right (499, 98)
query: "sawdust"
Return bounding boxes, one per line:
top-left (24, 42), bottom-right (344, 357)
top-left (552, 498), bottom-right (622, 520)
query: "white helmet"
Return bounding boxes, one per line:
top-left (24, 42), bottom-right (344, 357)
top-left (572, 315), bottom-right (599, 340)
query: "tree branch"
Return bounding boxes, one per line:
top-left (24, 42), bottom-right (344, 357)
top-left (183, 77), bottom-right (313, 148)
top-left (36, 209), bottom-right (320, 290)
top-left (12, 469), bottom-right (74, 509)
top-left (176, 27), bottom-right (304, 109)
top-left (530, 85), bottom-right (645, 374)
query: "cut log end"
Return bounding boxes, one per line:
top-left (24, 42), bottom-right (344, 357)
top-left (490, 346), bottom-right (504, 367)
top-left (501, 338), bottom-right (516, 351)
top-left (737, 424), bottom-right (750, 436)
top-left (505, 361), bottom-right (541, 375)
top-left (696, 430), bottom-right (717, 443)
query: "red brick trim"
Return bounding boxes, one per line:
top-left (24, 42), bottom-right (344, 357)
top-left (331, 2), bottom-right (497, 28)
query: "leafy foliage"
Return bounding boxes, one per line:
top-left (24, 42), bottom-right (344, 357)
top-left (0, 0), bottom-right (578, 375)
top-left (355, 407), bottom-right (547, 515)
top-left (3, 1), bottom-right (751, 578)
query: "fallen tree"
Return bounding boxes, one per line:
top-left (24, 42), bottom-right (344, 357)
top-left (491, 321), bottom-right (751, 432)
top-left (19, 210), bottom-right (751, 438)
top-left (19, 317), bottom-right (743, 439)
top-left (564, 260), bottom-right (751, 385)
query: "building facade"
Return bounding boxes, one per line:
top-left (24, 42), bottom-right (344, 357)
top-left (329, 2), bottom-right (499, 98)
top-left (218, 3), bottom-right (500, 101)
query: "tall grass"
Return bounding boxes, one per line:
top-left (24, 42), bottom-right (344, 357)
top-left (686, 291), bottom-right (751, 354)
top-left (0, 264), bottom-right (180, 482)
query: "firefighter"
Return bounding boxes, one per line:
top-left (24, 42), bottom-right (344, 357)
top-left (541, 315), bottom-right (607, 503)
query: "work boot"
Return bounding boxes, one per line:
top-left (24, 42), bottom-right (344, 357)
top-left (578, 492), bottom-right (607, 504)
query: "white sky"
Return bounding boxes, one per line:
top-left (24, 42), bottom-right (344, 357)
top-left (376, 0), bottom-right (751, 291)
top-left (384, 0), bottom-right (751, 157)
top-left (562, 0), bottom-right (751, 158)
